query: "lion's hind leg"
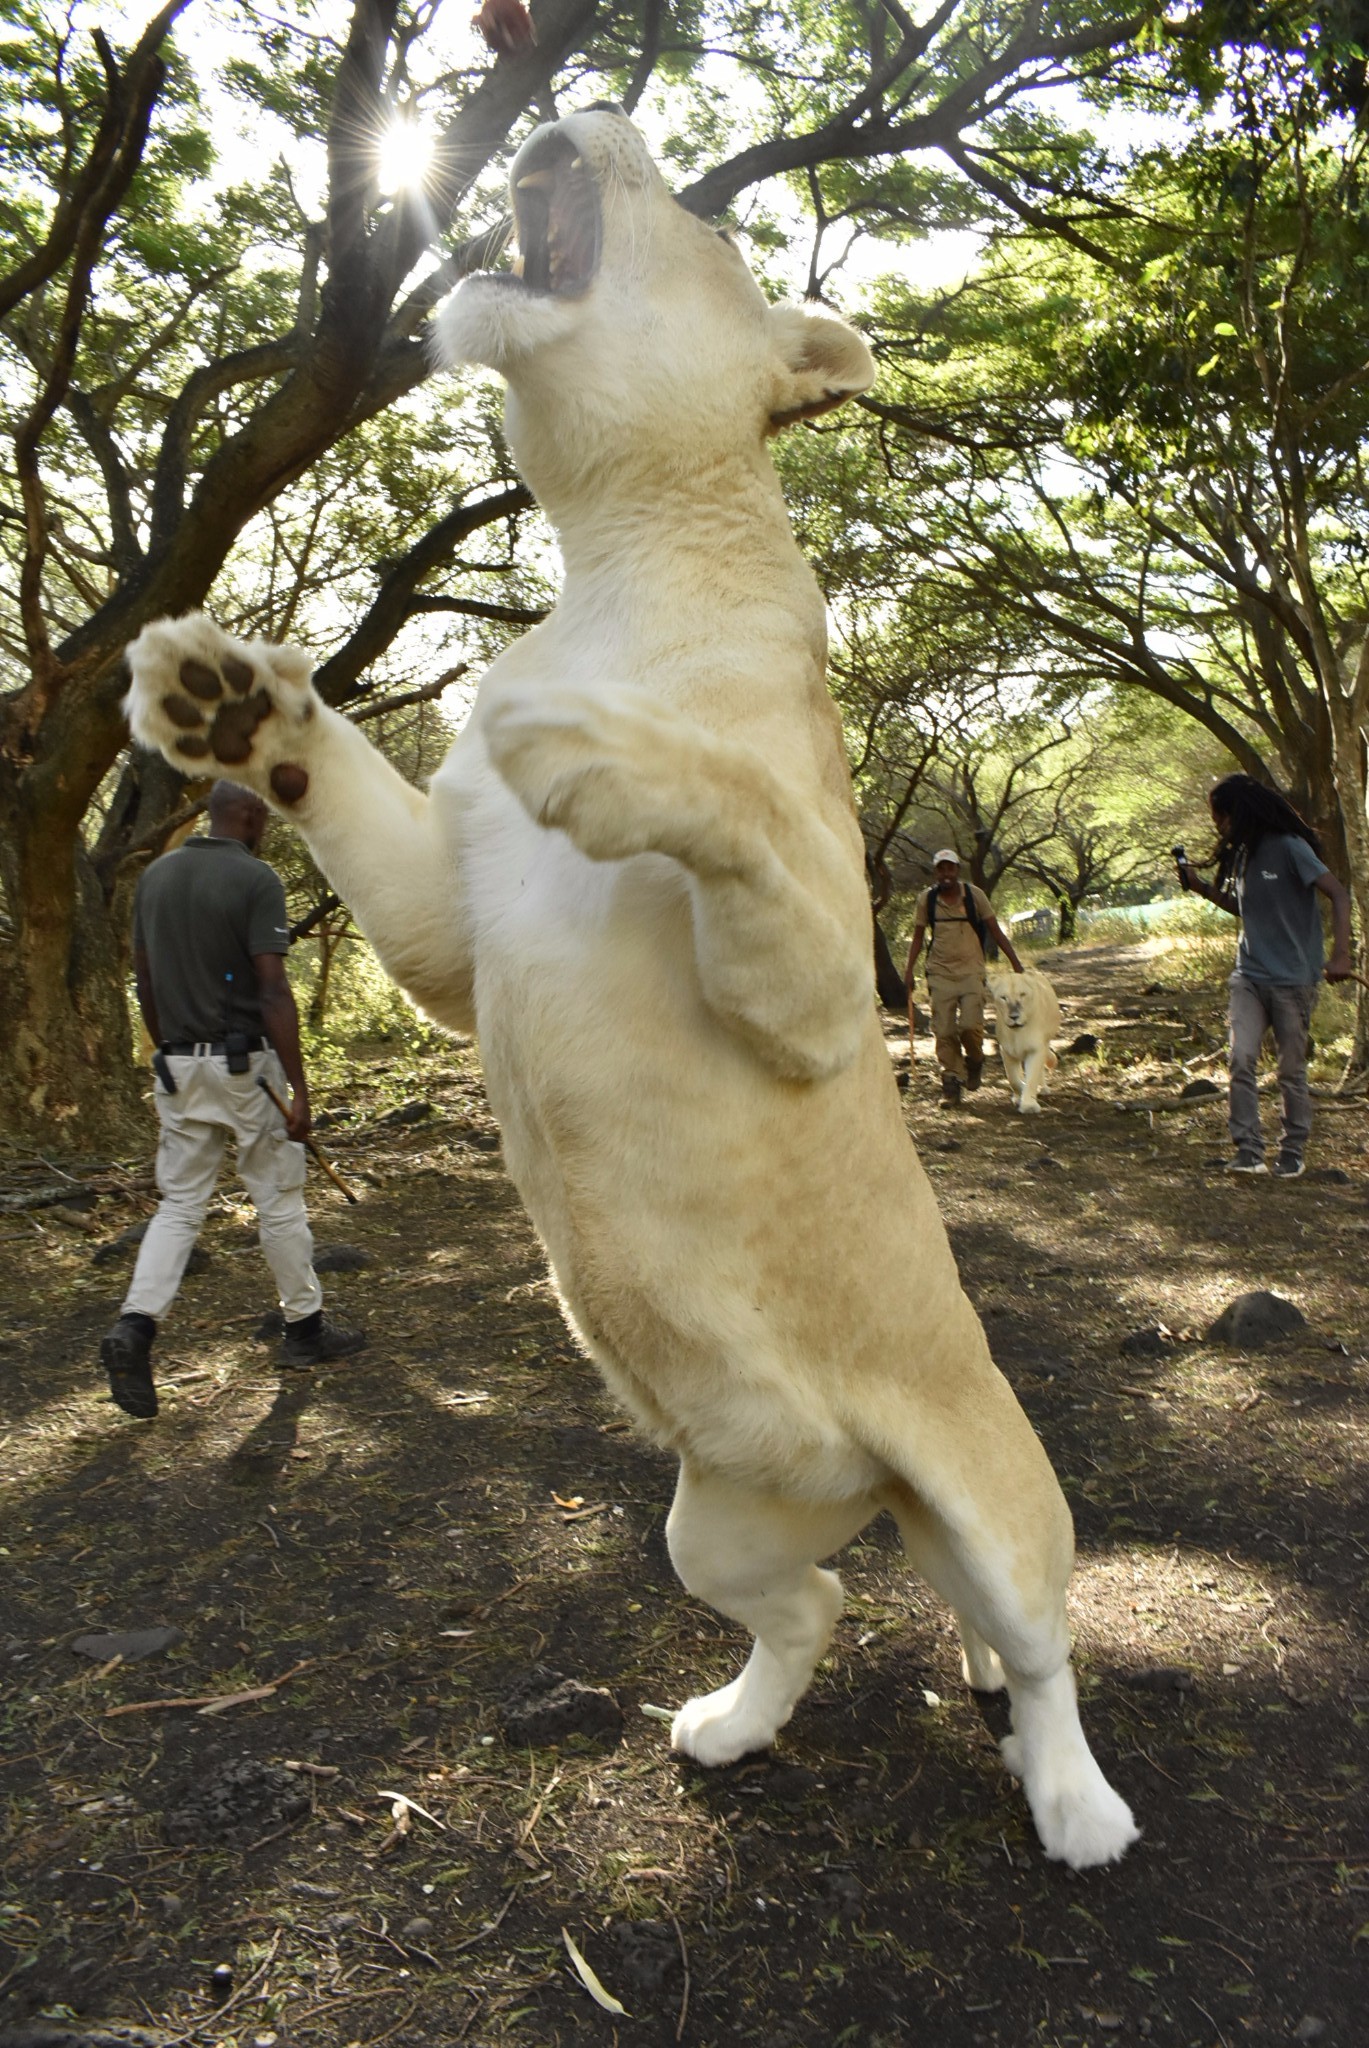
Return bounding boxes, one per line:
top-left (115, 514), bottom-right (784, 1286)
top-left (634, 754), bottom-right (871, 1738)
top-left (998, 1664), bottom-right (1140, 1871)
top-left (885, 1411), bottom-right (1137, 1870)
top-left (666, 1464), bottom-right (873, 1768)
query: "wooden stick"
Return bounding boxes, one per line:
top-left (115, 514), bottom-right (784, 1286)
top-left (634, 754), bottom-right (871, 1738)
top-left (257, 1077), bottom-right (360, 1203)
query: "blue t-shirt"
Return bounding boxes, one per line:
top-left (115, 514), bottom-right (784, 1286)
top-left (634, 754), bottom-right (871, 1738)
top-left (1232, 832), bottom-right (1328, 985)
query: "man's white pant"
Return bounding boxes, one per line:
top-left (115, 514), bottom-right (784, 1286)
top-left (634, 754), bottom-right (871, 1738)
top-left (123, 1048), bottom-right (323, 1323)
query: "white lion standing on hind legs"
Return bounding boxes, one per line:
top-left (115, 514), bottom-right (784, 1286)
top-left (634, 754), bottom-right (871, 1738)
top-left (124, 108), bottom-right (1137, 1869)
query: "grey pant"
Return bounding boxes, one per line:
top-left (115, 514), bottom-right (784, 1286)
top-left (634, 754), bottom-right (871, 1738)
top-left (1228, 975), bottom-right (1316, 1163)
top-left (124, 1047), bottom-right (323, 1322)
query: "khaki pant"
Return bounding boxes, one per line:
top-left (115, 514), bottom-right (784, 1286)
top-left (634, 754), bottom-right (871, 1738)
top-left (928, 972), bottom-right (986, 1083)
top-left (123, 1048), bottom-right (323, 1322)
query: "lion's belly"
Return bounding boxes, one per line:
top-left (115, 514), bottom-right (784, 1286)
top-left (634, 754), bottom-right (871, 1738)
top-left (452, 796), bottom-right (950, 1480)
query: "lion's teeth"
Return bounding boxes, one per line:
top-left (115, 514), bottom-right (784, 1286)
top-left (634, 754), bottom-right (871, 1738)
top-left (516, 169), bottom-right (558, 191)
top-left (569, 156), bottom-right (583, 171)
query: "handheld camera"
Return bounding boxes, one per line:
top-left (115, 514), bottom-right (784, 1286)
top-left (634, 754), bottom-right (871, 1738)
top-left (1172, 844), bottom-right (1191, 888)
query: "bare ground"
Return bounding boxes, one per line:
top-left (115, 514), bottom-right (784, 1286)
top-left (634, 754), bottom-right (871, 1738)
top-left (1, 942), bottom-right (1366, 2048)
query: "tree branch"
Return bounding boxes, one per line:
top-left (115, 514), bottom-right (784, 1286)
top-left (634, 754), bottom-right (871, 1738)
top-left (311, 482), bottom-right (533, 706)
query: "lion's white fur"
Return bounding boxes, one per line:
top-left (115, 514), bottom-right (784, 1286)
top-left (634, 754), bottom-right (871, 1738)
top-left (987, 967), bottom-right (1063, 1113)
top-left (123, 111), bottom-right (1136, 1868)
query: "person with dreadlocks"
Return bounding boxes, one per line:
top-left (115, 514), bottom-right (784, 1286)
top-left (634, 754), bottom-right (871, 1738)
top-left (1178, 773), bottom-right (1353, 1178)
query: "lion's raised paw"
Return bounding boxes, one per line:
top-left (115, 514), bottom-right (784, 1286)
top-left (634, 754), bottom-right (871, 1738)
top-left (483, 686), bottom-right (687, 864)
top-left (124, 613), bottom-right (316, 795)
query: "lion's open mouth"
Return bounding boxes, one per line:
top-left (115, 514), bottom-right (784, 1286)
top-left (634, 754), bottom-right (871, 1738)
top-left (505, 131), bottom-right (601, 297)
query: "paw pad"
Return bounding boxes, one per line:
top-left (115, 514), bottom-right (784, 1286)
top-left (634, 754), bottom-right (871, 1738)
top-left (159, 653), bottom-right (274, 766)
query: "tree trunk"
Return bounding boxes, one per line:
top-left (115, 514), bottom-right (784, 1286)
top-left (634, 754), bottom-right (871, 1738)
top-left (1325, 691), bottom-right (1369, 1083)
top-left (1057, 895), bottom-right (1077, 944)
top-left (0, 768), bottom-right (146, 1154)
top-left (308, 922), bottom-right (341, 1032)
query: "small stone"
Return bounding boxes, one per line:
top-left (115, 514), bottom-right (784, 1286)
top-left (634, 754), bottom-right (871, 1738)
top-left (72, 1625), bottom-right (182, 1662)
top-left (401, 1916), bottom-right (435, 1942)
top-left (1027, 1155), bottom-right (1063, 1173)
top-left (165, 1755), bottom-right (309, 1847)
top-left (609, 1918), bottom-right (681, 1995)
top-left (1179, 1076), bottom-right (1221, 1100)
top-left (1307, 1166), bottom-right (1352, 1186)
top-left (1119, 1326), bottom-right (1175, 1358)
top-left (1294, 2019), bottom-right (1328, 2044)
top-left (1124, 1665), bottom-right (1196, 1692)
top-left (91, 1220), bottom-right (150, 1265)
top-left (821, 1868), bottom-right (863, 1917)
top-left (498, 1664), bottom-right (623, 1747)
top-left (1207, 1290), bottom-right (1308, 1349)
top-left (210, 1963), bottom-right (234, 2001)
top-left (379, 1098), bottom-right (433, 1126)
top-left (313, 1243), bottom-right (374, 1272)
top-left (1067, 1032), bottom-right (1099, 1054)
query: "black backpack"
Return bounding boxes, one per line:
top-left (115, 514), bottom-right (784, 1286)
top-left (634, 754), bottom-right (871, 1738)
top-left (925, 882), bottom-right (988, 954)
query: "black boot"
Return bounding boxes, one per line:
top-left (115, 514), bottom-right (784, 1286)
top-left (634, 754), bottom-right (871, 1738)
top-left (100, 1314), bottom-right (158, 1418)
top-left (940, 1071), bottom-right (963, 1107)
top-left (281, 1312), bottom-right (367, 1367)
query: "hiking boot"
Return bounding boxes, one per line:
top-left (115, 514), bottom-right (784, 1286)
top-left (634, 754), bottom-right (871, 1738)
top-left (965, 1058), bottom-right (984, 1093)
top-left (281, 1315), bottom-right (367, 1368)
top-left (100, 1315), bottom-right (158, 1418)
top-left (1225, 1152), bottom-right (1268, 1175)
top-left (1272, 1153), bottom-right (1305, 1180)
top-left (940, 1072), bottom-right (963, 1107)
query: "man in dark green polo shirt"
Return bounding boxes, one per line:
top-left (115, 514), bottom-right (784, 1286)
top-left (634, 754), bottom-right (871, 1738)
top-left (100, 781), bottom-right (364, 1419)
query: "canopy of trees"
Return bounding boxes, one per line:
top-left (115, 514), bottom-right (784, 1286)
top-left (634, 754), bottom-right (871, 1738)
top-left (2, 0), bottom-right (1365, 1148)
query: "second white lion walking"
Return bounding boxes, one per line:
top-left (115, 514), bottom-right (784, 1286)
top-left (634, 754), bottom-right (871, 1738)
top-left (987, 967), bottom-right (1064, 1113)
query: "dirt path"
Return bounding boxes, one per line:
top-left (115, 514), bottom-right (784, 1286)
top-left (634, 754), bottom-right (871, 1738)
top-left (2, 945), bottom-right (1366, 2048)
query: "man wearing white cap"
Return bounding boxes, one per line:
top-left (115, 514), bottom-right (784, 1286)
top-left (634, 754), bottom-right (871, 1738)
top-left (905, 850), bottom-right (1023, 1105)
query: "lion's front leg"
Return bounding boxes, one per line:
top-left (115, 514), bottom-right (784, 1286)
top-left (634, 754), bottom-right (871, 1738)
top-left (1016, 1046), bottom-right (1049, 1113)
top-left (483, 684), bottom-right (871, 1080)
top-left (124, 614), bottom-right (475, 1027)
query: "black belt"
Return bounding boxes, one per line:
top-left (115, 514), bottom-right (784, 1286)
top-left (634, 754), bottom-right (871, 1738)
top-left (160, 1037), bottom-right (269, 1056)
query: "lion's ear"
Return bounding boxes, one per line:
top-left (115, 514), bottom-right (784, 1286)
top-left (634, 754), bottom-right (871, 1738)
top-left (767, 303), bottom-right (875, 433)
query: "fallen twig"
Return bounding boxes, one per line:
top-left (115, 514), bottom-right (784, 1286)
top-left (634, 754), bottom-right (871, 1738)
top-left (155, 1928), bottom-right (282, 2045)
top-left (450, 1881), bottom-right (523, 1955)
top-left (104, 1659), bottom-right (314, 1718)
top-left (669, 1909), bottom-right (691, 2043)
top-left (468, 1577), bottom-right (531, 1621)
